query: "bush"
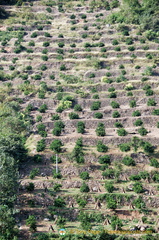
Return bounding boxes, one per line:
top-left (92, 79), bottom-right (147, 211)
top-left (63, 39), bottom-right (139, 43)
top-left (31, 32), bottom-right (38, 38)
top-left (129, 174), bottom-right (141, 181)
top-left (38, 104), bottom-right (47, 113)
top-left (97, 141), bottom-right (108, 152)
top-left (111, 101), bottom-right (120, 108)
top-left (133, 182), bottom-right (144, 193)
top-left (138, 127), bottom-right (148, 136)
top-left (152, 109), bottom-right (159, 115)
top-left (98, 155), bottom-right (110, 164)
top-left (77, 121), bottom-right (85, 134)
top-left (76, 198), bottom-right (87, 208)
top-left (112, 39), bottom-right (119, 45)
top-left (43, 41), bottom-right (50, 47)
top-left (50, 155), bottom-right (62, 163)
top-left (80, 182), bottom-right (90, 192)
top-left (119, 143), bottom-right (131, 152)
top-left (26, 215), bottom-right (37, 232)
top-left (147, 98), bottom-right (156, 106)
top-left (132, 110), bottom-right (141, 117)
top-left (36, 139), bottom-right (46, 152)
top-left (129, 100), bottom-right (136, 108)
top-left (122, 156), bottom-right (135, 166)
top-left (111, 215), bottom-right (122, 230)
top-left (51, 114), bottom-right (60, 121)
top-left (133, 196), bottom-right (146, 209)
top-left (30, 168), bottom-right (39, 179)
top-left (117, 128), bottom-right (128, 136)
top-left (145, 89), bottom-right (154, 96)
top-left (134, 119), bottom-right (143, 126)
top-left (90, 101), bottom-right (101, 111)
top-left (80, 171), bottom-right (89, 180)
top-left (108, 92), bottom-right (116, 98)
top-left (34, 74), bottom-right (41, 80)
top-left (74, 104), bottom-right (82, 111)
top-left (114, 122), bottom-right (123, 128)
top-left (69, 112), bottom-right (79, 119)
top-left (128, 46), bottom-right (135, 51)
top-left (150, 158), bottom-right (159, 168)
top-left (112, 111), bottom-right (120, 118)
top-left (92, 94), bottom-right (99, 99)
top-left (52, 127), bottom-right (62, 136)
top-left (107, 198), bottom-right (117, 209)
top-left (58, 42), bottom-right (65, 48)
top-left (94, 112), bottom-right (103, 119)
top-left (53, 183), bottom-right (62, 192)
top-left (52, 169), bottom-right (62, 179)
top-left (60, 64), bottom-right (66, 71)
top-left (54, 196), bottom-right (65, 208)
top-left (41, 55), bottom-right (48, 61)
top-left (105, 182), bottom-right (114, 193)
top-left (50, 139), bottom-right (63, 153)
top-left (95, 123), bottom-right (106, 136)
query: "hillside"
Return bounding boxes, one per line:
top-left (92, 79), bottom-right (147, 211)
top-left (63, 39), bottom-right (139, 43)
top-left (1, 0), bottom-right (159, 240)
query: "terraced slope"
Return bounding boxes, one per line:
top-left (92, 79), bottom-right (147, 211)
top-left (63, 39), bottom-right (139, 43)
top-left (1, 0), bottom-right (159, 239)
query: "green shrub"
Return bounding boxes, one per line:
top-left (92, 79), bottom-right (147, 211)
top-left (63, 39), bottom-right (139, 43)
top-left (147, 98), bottom-right (156, 106)
top-left (112, 111), bottom-right (120, 118)
top-left (129, 100), bottom-right (136, 108)
top-left (60, 64), bottom-right (66, 71)
top-left (31, 32), bottom-right (38, 38)
top-left (98, 155), bottom-right (110, 164)
top-left (112, 39), bottom-right (119, 45)
top-left (129, 174), bottom-right (141, 181)
top-left (54, 196), bottom-right (65, 207)
top-left (109, 92), bottom-right (117, 98)
top-left (36, 139), bottom-right (46, 152)
top-left (26, 215), bottom-right (37, 232)
top-left (77, 121), bottom-right (85, 134)
top-left (58, 42), bottom-right (65, 48)
top-left (28, 40), bottom-right (35, 46)
top-left (114, 46), bottom-right (121, 51)
top-left (152, 109), bottom-right (159, 115)
top-left (111, 215), bottom-right (122, 230)
top-left (111, 101), bottom-right (120, 108)
top-left (36, 115), bottom-right (42, 122)
top-left (76, 198), bottom-right (87, 208)
top-left (90, 101), bottom-right (101, 110)
top-left (128, 46), bottom-right (135, 51)
top-left (38, 104), bottom-right (47, 113)
top-left (95, 123), bottom-right (106, 136)
top-left (105, 182), bottom-right (114, 193)
top-left (134, 119), bottom-right (143, 126)
top-left (114, 122), bottom-right (123, 128)
top-left (50, 155), bottom-right (62, 164)
top-left (29, 168), bottom-right (39, 179)
top-left (138, 127), bottom-right (148, 136)
top-left (40, 64), bottom-right (47, 71)
top-left (92, 94), bottom-right (99, 99)
top-left (34, 74), bottom-right (42, 80)
top-left (122, 156), bottom-right (135, 166)
top-left (80, 171), bottom-right (89, 180)
top-left (51, 114), bottom-right (60, 121)
top-left (44, 32), bottom-right (51, 37)
top-left (41, 55), bottom-right (48, 61)
top-left (145, 89), bottom-right (154, 96)
top-left (97, 141), bottom-right (108, 152)
top-left (133, 182), bottom-right (144, 193)
top-left (150, 158), bottom-right (159, 168)
top-left (74, 104), bottom-right (82, 111)
top-left (94, 112), bottom-right (103, 119)
top-left (50, 139), bottom-right (63, 153)
top-left (133, 196), bottom-right (146, 209)
top-left (132, 110), bottom-right (141, 117)
top-left (117, 128), bottom-right (128, 136)
top-left (52, 169), bottom-right (62, 179)
top-left (43, 41), bottom-right (50, 47)
top-left (80, 182), bottom-right (90, 192)
top-left (69, 112), bottom-right (79, 119)
top-left (119, 143), bottom-right (131, 152)
top-left (52, 127), bottom-right (62, 136)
